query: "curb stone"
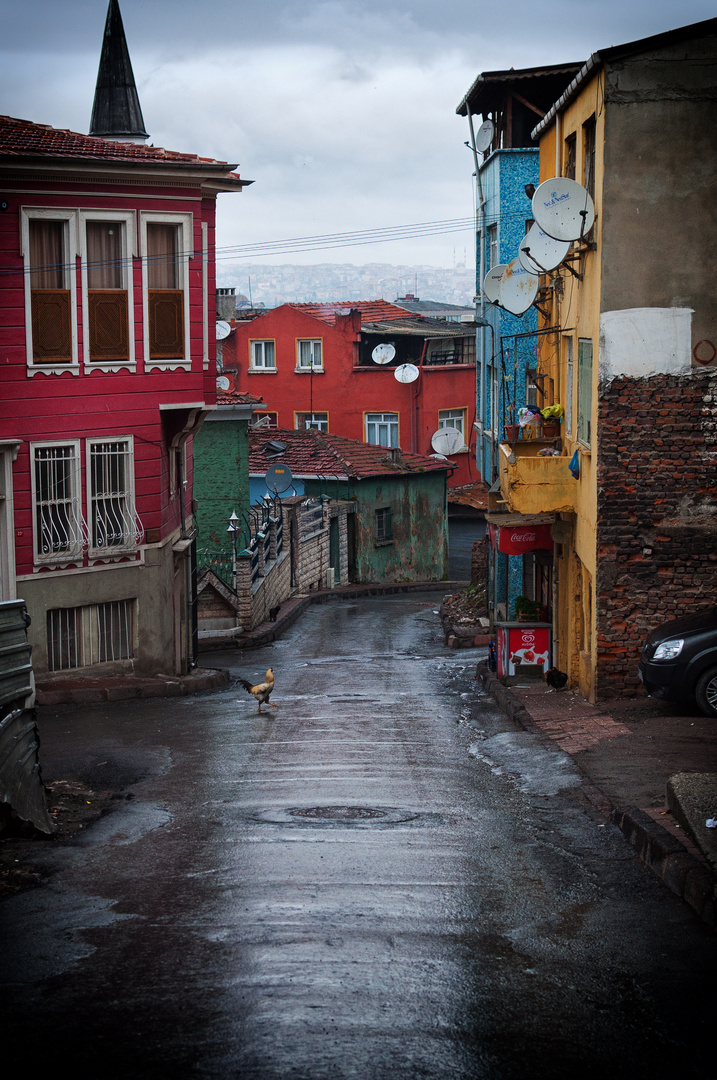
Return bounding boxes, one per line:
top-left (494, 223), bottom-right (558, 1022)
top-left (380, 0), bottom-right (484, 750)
top-left (36, 667), bottom-right (230, 707)
top-left (476, 661), bottom-right (717, 928)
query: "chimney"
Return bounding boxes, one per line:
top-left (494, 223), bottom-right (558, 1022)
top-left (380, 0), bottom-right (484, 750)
top-left (216, 288), bottom-right (236, 322)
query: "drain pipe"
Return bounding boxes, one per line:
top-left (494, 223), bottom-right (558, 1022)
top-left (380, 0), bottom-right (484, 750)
top-left (467, 106), bottom-right (487, 476)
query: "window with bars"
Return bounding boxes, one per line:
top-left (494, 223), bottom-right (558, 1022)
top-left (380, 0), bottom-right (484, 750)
top-left (295, 412), bottom-right (328, 432)
top-left (250, 340), bottom-right (276, 369)
top-left (88, 438), bottom-right (142, 553)
top-left (365, 412), bottom-right (399, 448)
top-left (297, 339), bottom-right (323, 370)
top-left (32, 442), bottom-right (86, 562)
top-left (47, 599), bottom-right (135, 672)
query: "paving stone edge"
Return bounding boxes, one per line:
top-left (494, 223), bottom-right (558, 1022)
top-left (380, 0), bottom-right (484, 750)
top-left (476, 662), bottom-right (716, 929)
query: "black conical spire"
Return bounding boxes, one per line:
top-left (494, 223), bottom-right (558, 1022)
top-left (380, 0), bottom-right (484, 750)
top-left (89, 0), bottom-right (149, 142)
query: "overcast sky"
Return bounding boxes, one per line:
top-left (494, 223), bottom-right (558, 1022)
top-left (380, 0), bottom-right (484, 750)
top-left (2, 0), bottom-right (715, 271)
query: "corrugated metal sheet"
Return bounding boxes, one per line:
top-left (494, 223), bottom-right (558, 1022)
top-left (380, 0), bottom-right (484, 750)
top-left (0, 600), bottom-right (54, 835)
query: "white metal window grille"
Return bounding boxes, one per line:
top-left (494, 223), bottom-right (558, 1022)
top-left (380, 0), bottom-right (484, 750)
top-left (375, 507), bottom-right (393, 542)
top-left (88, 439), bottom-right (144, 553)
top-left (251, 340), bottom-right (276, 368)
top-left (438, 409), bottom-right (465, 440)
top-left (47, 599), bottom-right (135, 672)
top-left (365, 413), bottom-right (399, 448)
top-left (32, 443), bottom-right (87, 562)
top-left (297, 339), bottom-right (322, 369)
top-left (296, 412), bottom-right (328, 432)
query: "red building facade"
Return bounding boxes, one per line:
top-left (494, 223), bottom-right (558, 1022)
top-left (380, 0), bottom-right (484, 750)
top-left (0, 115), bottom-right (246, 676)
top-left (222, 301), bottom-right (480, 488)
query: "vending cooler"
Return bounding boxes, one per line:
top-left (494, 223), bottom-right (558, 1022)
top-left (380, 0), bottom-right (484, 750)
top-left (495, 622), bottom-right (552, 681)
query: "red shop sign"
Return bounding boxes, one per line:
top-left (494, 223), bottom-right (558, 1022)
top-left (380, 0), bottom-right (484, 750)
top-left (488, 523), bottom-right (554, 555)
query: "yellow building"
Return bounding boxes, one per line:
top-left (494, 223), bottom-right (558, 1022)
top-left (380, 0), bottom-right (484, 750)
top-left (496, 18), bottom-right (717, 702)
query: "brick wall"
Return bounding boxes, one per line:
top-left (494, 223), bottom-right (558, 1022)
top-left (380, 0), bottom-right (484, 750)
top-left (596, 371), bottom-right (717, 697)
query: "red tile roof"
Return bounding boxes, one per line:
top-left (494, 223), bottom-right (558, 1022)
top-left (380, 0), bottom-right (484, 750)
top-left (0, 114), bottom-right (241, 176)
top-left (217, 391), bottom-right (264, 407)
top-left (248, 427), bottom-right (450, 479)
top-left (289, 300), bottom-right (418, 326)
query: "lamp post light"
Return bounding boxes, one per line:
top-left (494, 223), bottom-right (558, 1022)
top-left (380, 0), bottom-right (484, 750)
top-left (227, 510), bottom-right (239, 593)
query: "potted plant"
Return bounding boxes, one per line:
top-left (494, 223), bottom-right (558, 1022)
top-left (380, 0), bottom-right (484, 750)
top-left (514, 595), bottom-right (546, 622)
top-left (540, 404), bottom-right (563, 439)
top-left (504, 405), bottom-right (520, 443)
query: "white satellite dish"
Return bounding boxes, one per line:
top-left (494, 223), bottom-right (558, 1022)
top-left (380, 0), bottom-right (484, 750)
top-left (216, 320), bottom-right (231, 341)
top-left (216, 375), bottom-right (231, 392)
top-left (431, 427), bottom-right (464, 456)
top-left (372, 343), bottom-right (396, 365)
top-left (499, 257), bottom-right (539, 315)
top-left (475, 119), bottom-right (494, 154)
top-left (532, 177), bottom-right (595, 242)
top-left (483, 264), bottom-right (507, 305)
top-left (394, 363), bottom-right (419, 384)
top-left (519, 222), bottom-right (571, 274)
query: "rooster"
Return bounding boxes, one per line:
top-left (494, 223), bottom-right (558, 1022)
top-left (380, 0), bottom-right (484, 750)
top-left (238, 667), bottom-right (275, 712)
top-left (545, 668), bottom-right (568, 691)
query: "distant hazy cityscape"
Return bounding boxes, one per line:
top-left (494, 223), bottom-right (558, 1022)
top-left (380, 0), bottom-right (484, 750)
top-left (216, 263), bottom-right (476, 308)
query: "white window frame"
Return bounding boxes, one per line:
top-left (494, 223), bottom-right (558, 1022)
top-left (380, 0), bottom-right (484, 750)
top-left (30, 440), bottom-right (86, 566)
top-left (296, 339), bottom-right (323, 371)
top-left (438, 408), bottom-right (467, 448)
top-left (295, 412), bottom-right (328, 432)
top-left (250, 340), bottom-right (276, 370)
top-left (21, 207), bottom-right (80, 376)
top-left (140, 211), bottom-right (193, 372)
top-left (86, 435), bottom-right (142, 558)
top-left (79, 209), bottom-right (137, 372)
top-left (365, 412), bottom-right (399, 448)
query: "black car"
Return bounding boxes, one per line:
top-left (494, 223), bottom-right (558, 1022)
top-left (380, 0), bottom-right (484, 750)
top-left (638, 606), bottom-right (717, 717)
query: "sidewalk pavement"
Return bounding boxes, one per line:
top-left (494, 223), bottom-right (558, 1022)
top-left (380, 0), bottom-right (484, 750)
top-left (478, 663), bottom-right (717, 928)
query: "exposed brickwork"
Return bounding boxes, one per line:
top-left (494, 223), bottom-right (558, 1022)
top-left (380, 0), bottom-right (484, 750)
top-left (596, 371), bottom-right (717, 698)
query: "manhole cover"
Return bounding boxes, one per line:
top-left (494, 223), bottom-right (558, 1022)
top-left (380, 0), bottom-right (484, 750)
top-left (289, 805), bottom-right (388, 821)
top-left (252, 805), bottom-right (421, 826)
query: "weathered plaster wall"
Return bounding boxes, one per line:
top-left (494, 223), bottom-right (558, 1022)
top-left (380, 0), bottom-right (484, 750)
top-left (601, 36), bottom-right (717, 355)
top-left (351, 474), bottom-right (448, 584)
top-left (596, 371), bottom-right (717, 698)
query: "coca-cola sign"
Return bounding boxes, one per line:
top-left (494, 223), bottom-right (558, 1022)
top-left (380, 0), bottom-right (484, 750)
top-left (488, 523), bottom-right (554, 555)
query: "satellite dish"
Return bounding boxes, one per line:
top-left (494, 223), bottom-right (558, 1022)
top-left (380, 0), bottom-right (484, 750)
top-left (532, 177), bottom-right (595, 242)
top-left (475, 119), bottom-right (494, 154)
top-left (372, 343), bottom-right (396, 365)
top-left (216, 320), bottom-right (231, 341)
top-left (483, 264), bottom-right (507, 305)
top-left (264, 464), bottom-right (293, 494)
top-left (431, 428), bottom-right (464, 456)
top-left (498, 257), bottom-right (539, 315)
top-left (519, 222), bottom-right (571, 274)
top-left (216, 375), bottom-right (231, 392)
top-left (394, 363), bottom-right (419, 384)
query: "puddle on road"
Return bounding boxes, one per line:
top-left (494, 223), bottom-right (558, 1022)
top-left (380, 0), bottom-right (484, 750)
top-left (469, 732), bottom-right (582, 796)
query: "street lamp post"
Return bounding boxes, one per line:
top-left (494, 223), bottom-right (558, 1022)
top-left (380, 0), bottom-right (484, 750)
top-left (227, 510), bottom-right (239, 594)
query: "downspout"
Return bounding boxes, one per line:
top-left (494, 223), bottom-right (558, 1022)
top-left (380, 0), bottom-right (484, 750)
top-left (467, 106), bottom-right (487, 478)
top-left (413, 338), bottom-right (428, 453)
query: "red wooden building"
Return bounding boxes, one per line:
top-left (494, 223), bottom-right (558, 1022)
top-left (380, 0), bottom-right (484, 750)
top-left (221, 301), bottom-right (481, 488)
top-left (0, 12), bottom-right (248, 678)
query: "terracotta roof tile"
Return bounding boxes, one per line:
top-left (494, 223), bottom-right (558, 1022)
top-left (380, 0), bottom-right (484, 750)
top-left (288, 300), bottom-right (418, 326)
top-left (248, 427), bottom-right (450, 479)
top-left (217, 391), bottom-right (264, 406)
top-left (0, 114), bottom-right (240, 172)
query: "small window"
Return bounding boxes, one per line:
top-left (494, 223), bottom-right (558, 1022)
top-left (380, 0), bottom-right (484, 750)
top-left (47, 599), bottom-right (135, 672)
top-left (438, 409), bottom-right (466, 443)
top-left (565, 337), bottom-right (574, 435)
top-left (250, 340), bottom-right (276, 369)
top-left (583, 117), bottom-right (596, 200)
top-left (565, 132), bottom-right (576, 180)
top-left (577, 338), bottom-right (593, 446)
top-left (488, 224), bottom-right (498, 269)
top-left (297, 339), bottom-right (322, 370)
top-left (365, 412), bottom-right (399, 448)
top-left (295, 412), bottom-right (328, 432)
top-left (375, 507), bottom-right (393, 543)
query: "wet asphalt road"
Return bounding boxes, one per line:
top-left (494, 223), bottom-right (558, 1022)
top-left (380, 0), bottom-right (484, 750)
top-left (2, 594), bottom-right (716, 1079)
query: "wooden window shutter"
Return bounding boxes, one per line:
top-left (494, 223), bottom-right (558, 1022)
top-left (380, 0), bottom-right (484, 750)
top-left (88, 291), bottom-right (129, 362)
top-left (149, 290), bottom-right (184, 359)
top-left (31, 290), bottom-right (72, 362)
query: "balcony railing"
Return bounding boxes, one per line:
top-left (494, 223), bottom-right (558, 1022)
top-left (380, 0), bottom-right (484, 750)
top-left (498, 441), bottom-right (575, 515)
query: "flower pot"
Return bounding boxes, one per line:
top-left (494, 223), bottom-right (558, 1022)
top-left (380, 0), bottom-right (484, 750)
top-left (541, 420), bottom-right (560, 438)
top-left (504, 424), bottom-right (520, 442)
